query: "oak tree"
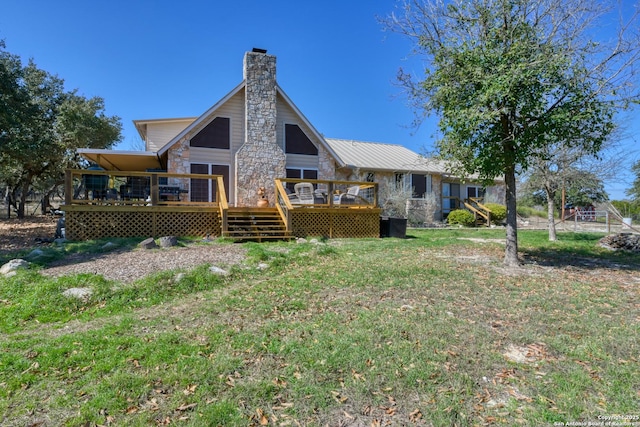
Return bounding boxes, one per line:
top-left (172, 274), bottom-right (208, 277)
top-left (383, 0), bottom-right (639, 265)
top-left (0, 41), bottom-right (121, 217)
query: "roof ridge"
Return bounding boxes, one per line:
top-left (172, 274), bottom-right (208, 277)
top-left (325, 137), bottom-right (408, 148)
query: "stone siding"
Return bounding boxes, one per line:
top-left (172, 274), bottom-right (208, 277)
top-left (317, 146), bottom-right (335, 180)
top-left (235, 50), bottom-right (286, 206)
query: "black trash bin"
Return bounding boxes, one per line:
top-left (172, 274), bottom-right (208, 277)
top-left (380, 217), bottom-right (390, 238)
top-left (380, 217), bottom-right (407, 238)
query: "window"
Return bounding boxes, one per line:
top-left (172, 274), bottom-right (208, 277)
top-left (190, 163), bottom-right (230, 202)
top-left (190, 117), bottom-right (230, 149)
top-left (467, 186), bottom-right (485, 199)
top-left (411, 174), bottom-right (432, 198)
top-left (442, 183), bottom-right (460, 213)
top-left (365, 172), bottom-right (375, 183)
top-left (286, 168), bottom-right (317, 192)
top-left (412, 174), bottom-right (425, 197)
top-left (285, 124), bottom-right (318, 155)
top-left (394, 173), bottom-right (405, 190)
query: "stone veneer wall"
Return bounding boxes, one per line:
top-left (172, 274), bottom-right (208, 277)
top-left (167, 137), bottom-right (190, 175)
top-left (317, 147), bottom-right (335, 180)
top-left (166, 137), bottom-right (192, 194)
top-left (430, 174), bottom-right (443, 220)
top-left (235, 51), bottom-right (286, 207)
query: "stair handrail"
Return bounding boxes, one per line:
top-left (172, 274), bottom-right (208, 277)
top-left (274, 179), bottom-right (292, 233)
top-left (464, 197), bottom-right (491, 226)
top-left (217, 175), bottom-right (229, 236)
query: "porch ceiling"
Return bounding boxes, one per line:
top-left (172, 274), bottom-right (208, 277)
top-left (78, 149), bottom-right (162, 171)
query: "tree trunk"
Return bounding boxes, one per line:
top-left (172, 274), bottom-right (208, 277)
top-left (17, 173), bottom-right (33, 219)
top-left (546, 187), bottom-right (557, 241)
top-left (504, 165), bottom-right (520, 266)
top-left (4, 187), bottom-right (11, 219)
top-left (17, 185), bottom-right (27, 219)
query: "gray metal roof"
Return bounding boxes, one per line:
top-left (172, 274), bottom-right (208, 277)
top-left (325, 138), bottom-right (449, 174)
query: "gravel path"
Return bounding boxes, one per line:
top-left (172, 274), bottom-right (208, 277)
top-left (41, 242), bottom-right (248, 283)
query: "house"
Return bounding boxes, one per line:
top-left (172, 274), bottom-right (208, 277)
top-left (71, 49), bottom-right (503, 240)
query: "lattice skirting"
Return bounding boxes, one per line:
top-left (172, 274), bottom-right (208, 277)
top-left (290, 209), bottom-right (381, 238)
top-left (64, 208), bottom-right (221, 240)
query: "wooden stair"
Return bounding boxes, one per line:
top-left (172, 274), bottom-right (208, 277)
top-left (222, 207), bottom-right (292, 242)
top-left (461, 198), bottom-right (492, 227)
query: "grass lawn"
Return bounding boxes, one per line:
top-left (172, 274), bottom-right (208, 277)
top-left (1, 229), bottom-right (638, 426)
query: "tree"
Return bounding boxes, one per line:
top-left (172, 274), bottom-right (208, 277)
top-left (626, 160), bottom-right (640, 201)
top-left (383, 0), bottom-right (639, 265)
top-left (0, 41), bottom-right (122, 217)
top-left (521, 142), bottom-right (615, 241)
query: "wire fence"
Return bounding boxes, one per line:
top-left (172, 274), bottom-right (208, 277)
top-left (556, 211), bottom-right (638, 234)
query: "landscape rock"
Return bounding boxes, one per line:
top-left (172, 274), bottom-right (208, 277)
top-left (159, 236), bottom-right (178, 248)
top-left (139, 238), bottom-right (158, 250)
top-left (209, 266), bottom-right (229, 276)
top-left (1, 259), bottom-right (29, 276)
top-left (598, 233), bottom-right (640, 252)
top-left (102, 242), bottom-right (117, 250)
top-left (62, 287), bottom-right (93, 302)
top-left (27, 248), bottom-right (45, 259)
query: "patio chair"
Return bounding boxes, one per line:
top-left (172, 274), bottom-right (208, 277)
top-left (335, 185), bottom-right (361, 205)
top-left (293, 182), bottom-right (315, 204)
top-left (120, 176), bottom-right (150, 200)
top-left (82, 167), bottom-right (109, 200)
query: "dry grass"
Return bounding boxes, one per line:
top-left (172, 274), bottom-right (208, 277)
top-left (1, 228), bottom-right (639, 426)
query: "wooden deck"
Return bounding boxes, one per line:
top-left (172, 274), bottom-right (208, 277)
top-left (62, 171), bottom-right (381, 241)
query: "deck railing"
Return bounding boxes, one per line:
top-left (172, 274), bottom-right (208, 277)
top-left (274, 178), bottom-right (380, 238)
top-left (64, 169), bottom-right (227, 208)
top-left (275, 178), bottom-right (378, 210)
top-left (274, 178), bottom-right (377, 230)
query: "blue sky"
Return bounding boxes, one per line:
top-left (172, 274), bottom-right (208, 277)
top-left (1, 0), bottom-right (638, 199)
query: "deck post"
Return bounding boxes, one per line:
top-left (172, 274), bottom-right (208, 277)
top-left (150, 174), bottom-right (159, 206)
top-left (65, 170), bottom-right (72, 205)
top-left (221, 207), bottom-right (228, 236)
top-left (328, 182), bottom-right (335, 207)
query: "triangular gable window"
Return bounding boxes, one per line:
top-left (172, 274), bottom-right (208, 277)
top-left (285, 124), bottom-right (318, 155)
top-left (191, 117), bottom-right (230, 149)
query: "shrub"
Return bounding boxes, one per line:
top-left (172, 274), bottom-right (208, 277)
top-left (447, 209), bottom-right (476, 227)
top-left (485, 203), bottom-right (507, 225)
top-left (517, 205), bottom-right (547, 218)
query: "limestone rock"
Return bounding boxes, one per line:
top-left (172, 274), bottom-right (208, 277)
top-left (1, 259), bottom-right (29, 276)
top-left (209, 266), bottom-right (229, 276)
top-left (27, 248), bottom-right (45, 259)
top-left (62, 287), bottom-right (93, 302)
top-left (139, 238), bottom-right (158, 249)
top-left (599, 233), bottom-right (640, 252)
top-left (102, 242), bottom-right (117, 250)
top-left (159, 236), bottom-right (178, 248)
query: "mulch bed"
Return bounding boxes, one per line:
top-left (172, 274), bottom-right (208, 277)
top-left (0, 216), bottom-right (59, 255)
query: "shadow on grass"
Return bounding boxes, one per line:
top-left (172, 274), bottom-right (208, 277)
top-left (520, 232), bottom-right (640, 271)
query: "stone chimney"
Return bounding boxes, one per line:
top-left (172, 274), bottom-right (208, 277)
top-left (235, 49), bottom-right (286, 207)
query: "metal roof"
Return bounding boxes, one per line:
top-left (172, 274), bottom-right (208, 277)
top-left (325, 138), bottom-right (449, 174)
